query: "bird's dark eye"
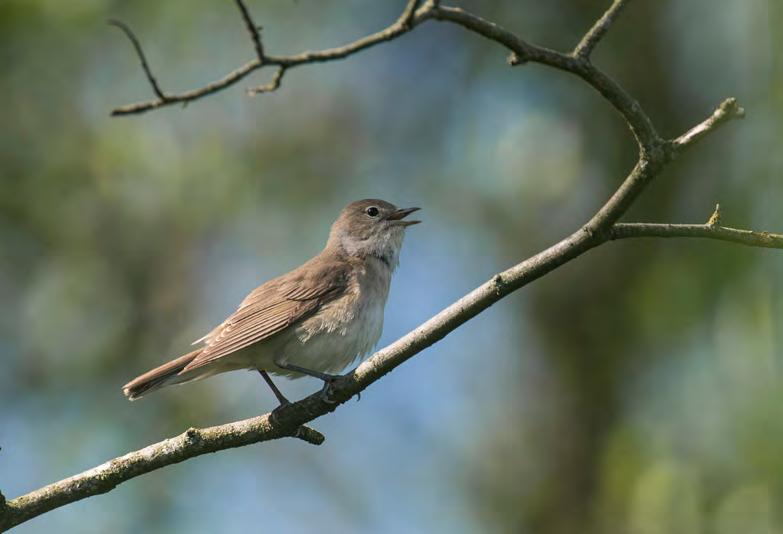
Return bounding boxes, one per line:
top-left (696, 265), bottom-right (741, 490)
top-left (365, 206), bottom-right (380, 217)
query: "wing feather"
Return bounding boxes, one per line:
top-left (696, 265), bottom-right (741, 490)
top-left (182, 257), bottom-right (349, 373)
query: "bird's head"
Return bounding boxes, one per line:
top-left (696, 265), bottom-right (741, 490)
top-left (327, 199), bottom-right (420, 268)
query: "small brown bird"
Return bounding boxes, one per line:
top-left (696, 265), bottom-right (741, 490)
top-left (123, 199), bottom-right (420, 405)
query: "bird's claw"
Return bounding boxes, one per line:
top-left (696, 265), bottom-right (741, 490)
top-left (270, 400), bottom-right (291, 425)
top-left (319, 375), bottom-right (341, 404)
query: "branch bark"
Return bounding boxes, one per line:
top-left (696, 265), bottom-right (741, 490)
top-left (4, 1), bottom-right (780, 531)
top-left (234, 0), bottom-right (265, 62)
top-left (611, 223), bottom-right (783, 248)
top-left (573, 0), bottom-right (631, 59)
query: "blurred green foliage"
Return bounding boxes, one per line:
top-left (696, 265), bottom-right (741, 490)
top-left (1, 1), bottom-right (782, 533)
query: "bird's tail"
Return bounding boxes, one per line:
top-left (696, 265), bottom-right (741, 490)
top-left (122, 350), bottom-right (201, 401)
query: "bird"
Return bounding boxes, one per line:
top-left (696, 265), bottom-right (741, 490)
top-left (122, 199), bottom-right (420, 406)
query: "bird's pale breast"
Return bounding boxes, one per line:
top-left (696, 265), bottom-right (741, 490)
top-left (272, 257), bottom-right (393, 377)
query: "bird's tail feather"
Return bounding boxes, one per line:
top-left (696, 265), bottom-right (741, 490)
top-left (122, 350), bottom-right (202, 401)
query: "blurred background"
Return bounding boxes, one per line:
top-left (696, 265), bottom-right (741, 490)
top-left (2, 0), bottom-right (782, 532)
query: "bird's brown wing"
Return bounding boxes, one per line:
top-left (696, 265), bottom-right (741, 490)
top-left (182, 257), bottom-right (350, 373)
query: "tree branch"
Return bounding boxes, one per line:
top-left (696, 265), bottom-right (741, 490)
top-left (573, 0), bottom-right (631, 59)
top-left (400, 0), bottom-right (423, 30)
top-left (672, 97), bottom-right (746, 151)
top-left (430, 6), bottom-right (661, 153)
top-left (611, 223), bottom-right (783, 248)
top-left (247, 65), bottom-right (286, 96)
top-left (5, 1), bottom-right (776, 530)
top-left (109, 1), bottom-right (659, 159)
top-left (110, 1), bottom-right (436, 116)
top-left (107, 20), bottom-right (166, 101)
top-left (234, 0), bottom-right (265, 62)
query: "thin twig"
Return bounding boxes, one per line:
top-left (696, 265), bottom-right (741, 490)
top-left (108, 19), bottom-right (167, 101)
top-left (234, 0), bottom-right (265, 61)
top-left (399, 0), bottom-right (422, 29)
top-left (611, 223), bottom-right (783, 249)
top-left (247, 66), bottom-right (286, 95)
top-left (111, 1), bottom-right (435, 116)
top-left (707, 203), bottom-right (721, 226)
top-left (573, 0), bottom-right (631, 59)
top-left (431, 5), bottom-right (661, 155)
top-left (672, 97), bottom-right (745, 151)
top-left (111, 60), bottom-right (262, 116)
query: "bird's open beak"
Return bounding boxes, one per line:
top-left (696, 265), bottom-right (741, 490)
top-left (386, 207), bottom-right (421, 227)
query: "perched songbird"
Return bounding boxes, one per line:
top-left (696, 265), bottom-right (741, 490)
top-left (123, 199), bottom-right (420, 405)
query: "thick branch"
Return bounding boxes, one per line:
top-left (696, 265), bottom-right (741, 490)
top-left (0, 420), bottom-right (323, 530)
top-left (112, 0), bottom-right (662, 155)
top-left (573, 0), bottom-right (631, 59)
top-left (247, 66), bottom-right (286, 96)
top-left (430, 6), bottom-right (660, 153)
top-left (611, 223), bottom-right (783, 248)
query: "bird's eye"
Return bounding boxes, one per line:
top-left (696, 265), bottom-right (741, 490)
top-left (365, 206), bottom-right (380, 217)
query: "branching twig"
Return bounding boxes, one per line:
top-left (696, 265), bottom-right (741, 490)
top-left (110, 1), bottom-right (434, 116)
top-left (247, 66), bottom-right (286, 95)
top-left (108, 19), bottom-right (167, 101)
top-left (672, 97), bottom-right (746, 151)
top-left (4, 1), bottom-right (777, 531)
top-left (573, 0), bottom-right (631, 59)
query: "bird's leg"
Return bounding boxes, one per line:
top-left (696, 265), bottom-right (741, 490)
top-left (275, 362), bottom-right (340, 403)
top-left (258, 370), bottom-right (290, 407)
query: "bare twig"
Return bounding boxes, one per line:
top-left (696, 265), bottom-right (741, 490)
top-left (431, 5), bottom-right (661, 153)
top-left (108, 19), bottom-right (166, 101)
top-left (707, 203), bottom-right (721, 226)
top-left (234, 0), bottom-right (265, 61)
top-left (673, 97), bottom-right (746, 151)
top-left (110, 1), bottom-right (435, 116)
top-left (108, 0), bottom-right (654, 157)
top-left (573, 0), bottom-right (631, 59)
top-left (611, 223), bottom-right (783, 249)
top-left (247, 66), bottom-right (286, 95)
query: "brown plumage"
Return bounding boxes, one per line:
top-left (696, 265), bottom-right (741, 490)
top-left (122, 350), bottom-right (201, 400)
top-left (122, 199), bottom-right (420, 403)
top-left (183, 257), bottom-right (350, 372)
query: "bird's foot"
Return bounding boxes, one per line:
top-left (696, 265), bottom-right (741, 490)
top-left (270, 400), bottom-right (291, 426)
top-left (319, 374), bottom-right (342, 404)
